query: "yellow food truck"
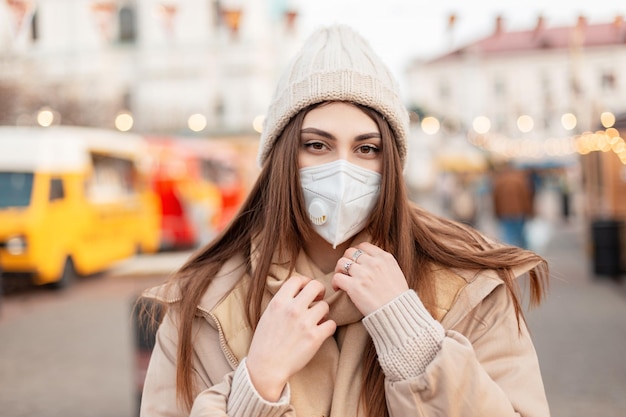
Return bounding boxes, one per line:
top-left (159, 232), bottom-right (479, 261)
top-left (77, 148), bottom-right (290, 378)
top-left (0, 126), bottom-right (161, 289)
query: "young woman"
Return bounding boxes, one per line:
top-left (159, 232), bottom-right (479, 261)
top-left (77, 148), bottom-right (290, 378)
top-left (140, 25), bottom-right (550, 417)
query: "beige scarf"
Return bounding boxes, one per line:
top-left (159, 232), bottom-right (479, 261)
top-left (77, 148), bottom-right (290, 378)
top-left (269, 250), bottom-right (370, 417)
top-left (212, 249), bottom-right (370, 417)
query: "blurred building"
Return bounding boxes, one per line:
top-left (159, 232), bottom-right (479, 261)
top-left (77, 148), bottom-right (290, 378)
top-left (405, 14), bottom-right (626, 167)
top-left (406, 15), bottom-right (626, 273)
top-left (0, 0), bottom-right (302, 134)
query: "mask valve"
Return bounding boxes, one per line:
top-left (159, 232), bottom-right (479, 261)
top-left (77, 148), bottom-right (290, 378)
top-left (308, 199), bottom-right (328, 225)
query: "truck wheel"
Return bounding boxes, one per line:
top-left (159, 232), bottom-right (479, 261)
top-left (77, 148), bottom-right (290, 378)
top-left (50, 257), bottom-right (76, 290)
top-left (0, 265), bottom-right (3, 311)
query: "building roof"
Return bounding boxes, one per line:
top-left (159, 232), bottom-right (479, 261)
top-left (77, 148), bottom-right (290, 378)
top-left (429, 16), bottom-right (626, 63)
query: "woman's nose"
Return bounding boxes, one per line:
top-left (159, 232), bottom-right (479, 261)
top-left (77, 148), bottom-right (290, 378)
top-left (336, 148), bottom-right (351, 162)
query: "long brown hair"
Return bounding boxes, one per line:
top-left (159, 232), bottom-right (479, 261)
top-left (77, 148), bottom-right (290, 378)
top-left (151, 102), bottom-right (548, 416)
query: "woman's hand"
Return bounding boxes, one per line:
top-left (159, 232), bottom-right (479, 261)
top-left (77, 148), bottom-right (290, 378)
top-left (246, 275), bottom-right (336, 402)
top-left (332, 242), bottom-right (409, 316)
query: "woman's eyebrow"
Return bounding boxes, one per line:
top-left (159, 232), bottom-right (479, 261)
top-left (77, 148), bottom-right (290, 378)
top-left (354, 132), bottom-right (381, 141)
top-left (300, 128), bottom-right (381, 141)
top-left (300, 127), bottom-right (335, 140)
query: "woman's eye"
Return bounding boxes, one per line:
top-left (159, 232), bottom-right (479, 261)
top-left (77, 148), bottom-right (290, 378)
top-left (304, 141), bottom-right (327, 151)
top-left (358, 144), bottom-right (380, 154)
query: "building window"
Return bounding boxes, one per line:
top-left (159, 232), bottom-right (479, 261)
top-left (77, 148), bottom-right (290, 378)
top-left (601, 71), bottom-right (616, 91)
top-left (119, 5), bottom-right (136, 43)
top-left (30, 10), bottom-right (38, 41)
top-left (213, 0), bottom-right (222, 29)
top-left (214, 96), bottom-right (225, 123)
top-left (122, 91), bottom-right (132, 110)
top-left (493, 77), bottom-right (506, 97)
top-left (438, 79), bottom-right (450, 101)
top-left (570, 77), bottom-right (582, 96)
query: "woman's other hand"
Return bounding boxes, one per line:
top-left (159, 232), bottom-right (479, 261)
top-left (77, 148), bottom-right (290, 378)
top-left (246, 275), bottom-right (336, 401)
top-left (332, 242), bottom-right (409, 316)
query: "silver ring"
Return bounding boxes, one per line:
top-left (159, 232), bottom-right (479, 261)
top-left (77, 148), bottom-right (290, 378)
top-left (344, 261), bottom-right (353, 274)
top-left (352, 249), bottom-right (364, 262)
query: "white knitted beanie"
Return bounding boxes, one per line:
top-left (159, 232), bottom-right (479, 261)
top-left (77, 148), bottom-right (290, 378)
top-left (258, 24), bottom-right (410, 166)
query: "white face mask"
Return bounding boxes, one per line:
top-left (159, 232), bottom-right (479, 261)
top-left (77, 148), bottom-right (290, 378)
top-left (300, 159), bottom-right (381, 249)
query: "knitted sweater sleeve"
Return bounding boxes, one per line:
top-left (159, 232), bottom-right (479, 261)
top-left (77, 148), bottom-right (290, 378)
top-left (141, 308), bottom-right (294, 417)
top-left (189, 364), bottom-right (292, 417)
top-left (363, 285), bottom-right (551, 417)
top-left (224, 358), bottom-right (291, 417)
top-left (362, 290), bottom-right (445, 380)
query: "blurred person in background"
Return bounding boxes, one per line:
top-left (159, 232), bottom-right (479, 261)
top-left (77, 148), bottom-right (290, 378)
top-left (557, 169), bottom-right (572, 223)
top-left (492, 161), bottom-right (535, 249)
top-left (449, 172), bottom-right (478, 227)
top-left (140, 25), bottom-right (550, 417)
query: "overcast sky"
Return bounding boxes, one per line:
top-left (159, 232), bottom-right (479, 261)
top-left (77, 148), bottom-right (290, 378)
top-left (293, 0), bottom-right (626, 76)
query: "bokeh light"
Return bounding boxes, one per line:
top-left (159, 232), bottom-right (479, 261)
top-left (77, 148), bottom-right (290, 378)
top-left (115, 112), bottom-right (134, 131)
top-left (472, 116), bottom-right (491, 134)
top-left (517, 115), bottom-right (534, 133)
top-left (421, 116), bottom-right (440, 135)
top-left (561, 113), bottom-right (577, 131)
top-left (37, 108), bottom-right (54, 127)
top-left (601, 111), bottom-right (615, 128)
top-left (252, 115), bottom-right (265, 133)
top-left (188, 113), bottom-right (207, 132)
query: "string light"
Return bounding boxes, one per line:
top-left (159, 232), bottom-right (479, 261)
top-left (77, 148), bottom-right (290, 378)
top-left (472, 116), bottom-right (491, 134)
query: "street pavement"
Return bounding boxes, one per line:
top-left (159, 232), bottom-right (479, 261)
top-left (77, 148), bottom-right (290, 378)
top-left (0, 212), bottom-right (625, 416)
top-left (525, 217), bottom-right (626, 416)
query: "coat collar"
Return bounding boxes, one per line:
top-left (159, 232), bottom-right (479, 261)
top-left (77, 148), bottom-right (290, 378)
top-left (143, 253), bottom-right (540, 349)
top-left (141, 253), bottom-right (247, 317)
top-left (435, 259), bottom-right (541, 329)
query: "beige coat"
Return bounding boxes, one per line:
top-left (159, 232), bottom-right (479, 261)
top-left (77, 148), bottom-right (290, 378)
top-left (140, 254), bottom-right (550, 417)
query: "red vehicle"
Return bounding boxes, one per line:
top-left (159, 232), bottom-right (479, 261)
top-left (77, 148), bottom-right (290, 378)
top-left (176, 137), bottom-right (246, 231)
top-left (143, 136), bottom-right (245, 250)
